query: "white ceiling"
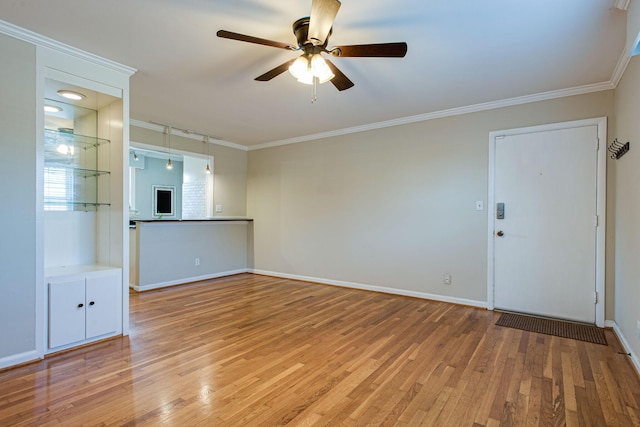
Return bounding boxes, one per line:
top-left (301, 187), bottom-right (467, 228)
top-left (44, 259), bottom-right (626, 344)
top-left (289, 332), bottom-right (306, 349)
top-left (0, 0), bottom-right (629, 147)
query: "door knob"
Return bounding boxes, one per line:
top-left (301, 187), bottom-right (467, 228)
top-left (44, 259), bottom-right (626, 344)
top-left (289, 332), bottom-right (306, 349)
top-left (496, 230), bottom-right (504, 237)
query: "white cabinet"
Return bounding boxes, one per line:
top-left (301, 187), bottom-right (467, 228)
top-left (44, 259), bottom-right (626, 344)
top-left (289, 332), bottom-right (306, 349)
top-left (49, 278), bottom-right (86, 348)
top-left (47, 267), bottom-right (122, 351)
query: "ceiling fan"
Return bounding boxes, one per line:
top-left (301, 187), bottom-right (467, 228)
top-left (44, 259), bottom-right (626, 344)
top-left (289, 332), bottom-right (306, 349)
top-left (217, 0), bottom-right (408, 92)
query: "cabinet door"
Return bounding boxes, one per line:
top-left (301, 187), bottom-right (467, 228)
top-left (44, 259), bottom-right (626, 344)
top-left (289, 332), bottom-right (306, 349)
top-left (49, 279), bottom-right (86, 348)
top-left (85, 274), bottom-right (120, 339)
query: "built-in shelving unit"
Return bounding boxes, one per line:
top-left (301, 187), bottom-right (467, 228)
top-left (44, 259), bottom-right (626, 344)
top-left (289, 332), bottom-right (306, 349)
top-left (42, 75), bottom-right (127, 354)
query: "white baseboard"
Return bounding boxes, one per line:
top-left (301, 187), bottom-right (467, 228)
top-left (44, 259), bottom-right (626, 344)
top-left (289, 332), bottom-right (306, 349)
top-left (131, 269), bottom-right (249, 292)
top-left (606, 320), bottom-right (640, 377)
top-left (0, 350), bottom-right (40, 371)
top-left (249, 269), bottom-right (488, 309)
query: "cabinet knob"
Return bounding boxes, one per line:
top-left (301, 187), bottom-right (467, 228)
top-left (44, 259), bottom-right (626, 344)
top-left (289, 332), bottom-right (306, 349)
top-left (77, 303), bottom-right (84, 308)
top-left (89, 301), bottom-right (95, 306)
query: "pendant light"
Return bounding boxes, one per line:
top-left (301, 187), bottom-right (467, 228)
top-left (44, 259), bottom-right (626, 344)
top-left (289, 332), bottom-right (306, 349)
top-left (204, 136), bottom-right (211, 174)
top-left (165, 126), bottom-right (173, 170)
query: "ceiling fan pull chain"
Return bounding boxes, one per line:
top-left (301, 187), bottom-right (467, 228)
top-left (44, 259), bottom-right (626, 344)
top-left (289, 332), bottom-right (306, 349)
top-left (312, 77), bottom-right (318, 103)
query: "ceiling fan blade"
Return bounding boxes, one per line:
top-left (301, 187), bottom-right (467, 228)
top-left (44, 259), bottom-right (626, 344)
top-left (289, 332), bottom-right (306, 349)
top-left (325, 59), bottom-right (354, 91)
top-left (331, 42), bottom-right (407, 58)
top-left (217, 30), bottom-right (295, 50)
top-left (308, 0), bottom-right (341, 45)
top-left (255, 59), bottom-right (296, 81)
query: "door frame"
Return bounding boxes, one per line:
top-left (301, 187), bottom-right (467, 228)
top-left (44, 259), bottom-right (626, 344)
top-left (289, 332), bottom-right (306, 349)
top-left (486, 117), bottom-right (607, 327)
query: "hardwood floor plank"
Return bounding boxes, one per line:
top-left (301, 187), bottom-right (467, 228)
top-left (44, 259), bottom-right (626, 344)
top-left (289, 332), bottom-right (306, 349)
top-left (1, 274), bottom-right (639, 426)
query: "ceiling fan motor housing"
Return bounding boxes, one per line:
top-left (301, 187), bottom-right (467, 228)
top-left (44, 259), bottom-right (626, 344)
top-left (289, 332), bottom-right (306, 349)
top-left (293, 17), bottom-right (331, 52)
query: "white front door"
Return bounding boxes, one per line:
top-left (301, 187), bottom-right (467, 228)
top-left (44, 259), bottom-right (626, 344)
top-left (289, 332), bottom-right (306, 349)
top-left (489, 119), bottom-right (606, 325)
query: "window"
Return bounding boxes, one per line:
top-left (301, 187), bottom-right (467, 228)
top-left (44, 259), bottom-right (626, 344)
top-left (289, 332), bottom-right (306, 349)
top-left (44, 166), bottom-right (74, 211)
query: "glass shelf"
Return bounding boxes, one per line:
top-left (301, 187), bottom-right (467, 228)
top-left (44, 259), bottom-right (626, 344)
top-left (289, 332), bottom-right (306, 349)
top-left (44, 128), bottom-right (110, 148)
top-left (43, 200), bottom-right (111, 212)
top-left (43, 127), bottom-right (111, 212)
top-left (43, 165), bottom-right (110, 178)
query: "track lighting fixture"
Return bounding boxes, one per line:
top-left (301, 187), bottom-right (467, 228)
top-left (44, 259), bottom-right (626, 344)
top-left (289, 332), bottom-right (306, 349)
top-left (150, 121), bottom-right (219, 171)
top-left (165, 126), bottom-right (173, 170)
top-left (204, 136), bottom-right (212, 174)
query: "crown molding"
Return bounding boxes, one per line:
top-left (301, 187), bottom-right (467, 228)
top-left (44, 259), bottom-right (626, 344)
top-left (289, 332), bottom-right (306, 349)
top-left (248, 81), bottom-right (614, 151)
top-left (1, 20), bottom-right (621, 153)
top-left (610, 49), bottom-right (632, 88)
top-left (130, 119), bottom-right (248, 151)
top-left (0, 19), bottom-right (136, 76)
top-left (614, 0), bottom-right (631, 11)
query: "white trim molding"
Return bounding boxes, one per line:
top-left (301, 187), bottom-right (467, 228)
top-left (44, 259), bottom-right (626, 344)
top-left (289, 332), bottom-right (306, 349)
top-left (250, 269), bottom-right (488, 309)
top-left (0, 350), bottom-right (40, 371)
top-left (249, 81), bottom-right (614, 151)
top-left (0, 19), bottom-right (136, 76)
top-left (131, 269), bottom-right (249, 292)
top-left (606, 320), bottom-right (640, 377)
top-left (610, 48), bottom-right (633, 88)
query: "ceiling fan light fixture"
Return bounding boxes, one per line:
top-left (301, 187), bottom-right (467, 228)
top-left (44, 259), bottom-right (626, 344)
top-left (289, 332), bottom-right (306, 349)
top-left (311, 54), bottom-right (334, 82)
top-left (289, 54), bottom-right (335, 85)
top-left (218, 0), bottom-right (407, 93)
top-left (288, 56), bottom-right (310, 80)
top-left (297, 73), bottom-right (314, 85)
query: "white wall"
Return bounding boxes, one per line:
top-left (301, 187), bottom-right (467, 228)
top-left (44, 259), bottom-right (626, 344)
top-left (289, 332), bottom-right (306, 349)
top-left (0, 33), bottom-right (38, 364)
top-left (248, 91), bottom-right (615, 307)
top-left (44, 212), bottom-right (97, 268)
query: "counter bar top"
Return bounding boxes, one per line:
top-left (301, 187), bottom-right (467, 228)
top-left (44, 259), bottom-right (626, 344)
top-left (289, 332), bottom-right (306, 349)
top-left (135, 218), bottom-right (252, 222)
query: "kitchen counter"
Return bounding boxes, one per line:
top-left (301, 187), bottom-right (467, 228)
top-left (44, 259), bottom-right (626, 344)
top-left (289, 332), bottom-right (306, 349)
top-left (129, 219), bottom-right (252, 291)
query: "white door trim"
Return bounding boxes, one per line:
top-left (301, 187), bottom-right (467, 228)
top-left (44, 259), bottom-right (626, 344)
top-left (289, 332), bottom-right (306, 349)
top-left (487, 117), bottom-right (607, 327)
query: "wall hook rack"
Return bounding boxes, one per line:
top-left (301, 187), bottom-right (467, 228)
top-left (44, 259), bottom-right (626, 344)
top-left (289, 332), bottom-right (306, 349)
top-left (608, 138), bottom-right (630, 159)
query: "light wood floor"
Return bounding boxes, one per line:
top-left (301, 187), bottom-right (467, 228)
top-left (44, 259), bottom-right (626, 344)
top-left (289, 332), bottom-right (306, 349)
top-left (1, 274), bottom-right (639, 426)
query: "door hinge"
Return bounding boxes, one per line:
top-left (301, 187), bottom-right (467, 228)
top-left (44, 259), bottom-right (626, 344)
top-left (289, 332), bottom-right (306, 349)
top-left (596, 138), bottom-right (600, 150)
top-left (594, 215), bottom-right (599, 227)
top-left (594, 291), bottom-right (599, 304)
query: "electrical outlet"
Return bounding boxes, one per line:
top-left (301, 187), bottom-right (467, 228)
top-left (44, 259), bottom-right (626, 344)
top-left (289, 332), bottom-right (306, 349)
top-left (215, 204), bottom-right (223, 213)
top-left (195, 258), bottom-right (200, 266)
top-left (444, 274), bottom-right (451, 285)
